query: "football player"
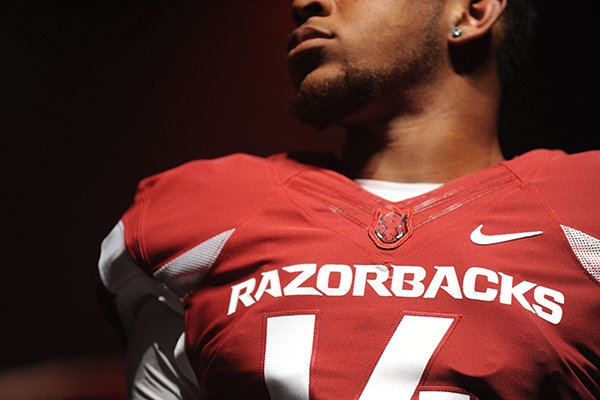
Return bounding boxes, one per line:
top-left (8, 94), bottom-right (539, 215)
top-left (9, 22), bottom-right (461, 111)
top-left (99, 0), bottom-right (600, 399)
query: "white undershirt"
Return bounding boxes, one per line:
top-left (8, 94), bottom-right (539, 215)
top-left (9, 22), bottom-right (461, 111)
top-left (355, 179), bottom-right (442, 202)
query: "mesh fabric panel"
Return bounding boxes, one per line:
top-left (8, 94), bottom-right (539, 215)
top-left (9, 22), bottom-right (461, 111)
top-left (154, 229), bottom-right (235, 297)
top-left (561, 225), bottom-right (600, 283)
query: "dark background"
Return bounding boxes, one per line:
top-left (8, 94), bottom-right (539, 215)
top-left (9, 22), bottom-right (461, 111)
top-left (2, 0), bottom-right (598, 390)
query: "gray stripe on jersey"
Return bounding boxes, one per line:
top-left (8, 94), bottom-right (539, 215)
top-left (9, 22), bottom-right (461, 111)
top-left (561, 225), bottom-right (600, 282)
top-left (154, 229), bottom-right (235, 297)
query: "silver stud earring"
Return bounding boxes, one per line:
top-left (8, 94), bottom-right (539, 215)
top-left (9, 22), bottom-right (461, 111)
top-left (451, 27), bottom-right (463, 38)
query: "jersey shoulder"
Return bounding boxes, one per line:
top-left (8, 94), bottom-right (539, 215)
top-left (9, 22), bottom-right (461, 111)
top-left (504, 148), bottom-right (599, 180)
top-left (98, 152), bottom-right (327, 314)
top-left (503, 149), bottom-right (600, 235)
top-left (121, 152), bottom-right (321, 272)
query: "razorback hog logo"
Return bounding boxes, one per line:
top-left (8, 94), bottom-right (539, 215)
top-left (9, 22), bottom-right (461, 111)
top-left (368, 207), bottom-right (414, 249)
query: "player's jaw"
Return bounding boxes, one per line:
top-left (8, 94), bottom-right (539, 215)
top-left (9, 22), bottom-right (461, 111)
top-left (286, 0), bottom-right (445, 129)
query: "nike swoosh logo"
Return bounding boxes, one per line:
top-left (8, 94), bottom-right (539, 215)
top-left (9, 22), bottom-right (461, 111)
top-left (470, 224), bottom-right (543, 245)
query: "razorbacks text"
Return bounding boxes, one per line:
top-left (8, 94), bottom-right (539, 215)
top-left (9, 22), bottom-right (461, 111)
top-left (227, 263), bottom-right (564, 324)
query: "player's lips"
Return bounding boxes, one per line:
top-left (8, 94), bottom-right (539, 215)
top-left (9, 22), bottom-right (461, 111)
top-left (287, 25), bottom-right (335, 59)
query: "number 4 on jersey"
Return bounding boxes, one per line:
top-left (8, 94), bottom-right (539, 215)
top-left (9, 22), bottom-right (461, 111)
top-left (264, 314), bottom-right (467, 400)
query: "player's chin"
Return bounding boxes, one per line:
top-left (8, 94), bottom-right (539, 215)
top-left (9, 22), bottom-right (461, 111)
top-left (288, 96), bottom-right (336, 130)
top-left (288, 73), bottom-right (345, 129)
top-left (287, 47), bottom-right (327, 89)
top-left (289, 65), bottom-right (373, 130)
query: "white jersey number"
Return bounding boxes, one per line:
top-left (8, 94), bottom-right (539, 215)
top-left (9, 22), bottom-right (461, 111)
top-left (263, 314), bottom-right (467, 400)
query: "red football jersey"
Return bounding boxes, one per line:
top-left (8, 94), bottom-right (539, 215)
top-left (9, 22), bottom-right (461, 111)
top-left (107, 150), bottom-right (600, 399)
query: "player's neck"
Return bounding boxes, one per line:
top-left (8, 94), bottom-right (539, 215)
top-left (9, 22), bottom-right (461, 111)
top-left (340, 76), bottom-right (504, 183)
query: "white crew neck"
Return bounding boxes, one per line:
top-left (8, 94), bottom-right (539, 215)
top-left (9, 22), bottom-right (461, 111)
top-left (354, 178), bottom-right (442, 202)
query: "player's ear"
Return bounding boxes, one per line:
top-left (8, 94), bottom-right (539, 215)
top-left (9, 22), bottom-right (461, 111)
top-left (448, 0), bottom-right (506, 44)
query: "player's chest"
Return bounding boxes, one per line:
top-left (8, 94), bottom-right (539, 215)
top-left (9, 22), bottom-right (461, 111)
top-left (182, 178), bottom-right (597, 399)
top-left (189, 260), bottom-right (588, 399)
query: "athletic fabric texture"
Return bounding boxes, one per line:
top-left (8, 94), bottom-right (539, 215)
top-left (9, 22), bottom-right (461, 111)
top-left (100, 149), bottom-right (600, 399)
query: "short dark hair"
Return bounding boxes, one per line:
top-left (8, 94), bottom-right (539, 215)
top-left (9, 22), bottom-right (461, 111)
top-left (497, 0), bottom-right (537, 87)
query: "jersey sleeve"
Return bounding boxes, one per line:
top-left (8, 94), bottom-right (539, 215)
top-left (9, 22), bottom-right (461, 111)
top-left (98, 219), bottom-right (183, 331)
top-left (98, 218), bottom-right (201, 399)
top-left (99, 152), bottom-right (290, 330)
top-left (126, 297), bottom-right (203, 400)
top-left (98, 153), bottom-right (291, 397)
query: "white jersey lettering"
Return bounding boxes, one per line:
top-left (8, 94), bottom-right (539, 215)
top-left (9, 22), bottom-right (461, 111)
top-left (254, 270), bottom-right (283, 301)
top-left (316, 264), bottom-right (353, 296)
top-left (228, 278), bottom-right (257, 315)
top-left (282, 264), bottom-right (322, 296)
top-left (533, 286), bottom-right (565, 325)
top-left (424, 267), bottom-right (463, 299)
top-left (353, 265), bottom-right (392, 297)
top-left (463, 267), bottom-right (498, 302)
top-left (227, 264), bottom-right (565, 324)
top-left (390, 266), bottom-right (426, 298)
top-left (499, 273), bottom-right (536, 313)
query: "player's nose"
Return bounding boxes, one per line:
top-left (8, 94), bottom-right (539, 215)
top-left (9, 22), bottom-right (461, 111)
top-left (290, 0), bottom-right (333, 26)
